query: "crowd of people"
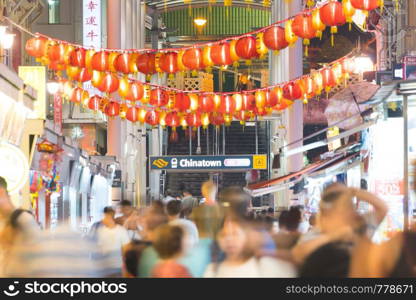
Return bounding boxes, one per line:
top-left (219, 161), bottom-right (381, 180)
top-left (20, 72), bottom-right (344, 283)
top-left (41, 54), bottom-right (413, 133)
top-left (1, 175), bottom-right (416, 278)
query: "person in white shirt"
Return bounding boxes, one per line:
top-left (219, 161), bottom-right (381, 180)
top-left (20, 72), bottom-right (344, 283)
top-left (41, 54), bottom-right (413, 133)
top-left (204, 220), bottom-right (296, 278)
top-left (162, 189), bottom-right (176, 205)
top-left (166, 200), bottom-right (199, 251)
top-left (94, 207), bottom-right (130, 277)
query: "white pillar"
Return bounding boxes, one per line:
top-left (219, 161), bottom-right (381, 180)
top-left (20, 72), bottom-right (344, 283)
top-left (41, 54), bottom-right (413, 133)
top-left (269, 0), bottom-right (303, 208)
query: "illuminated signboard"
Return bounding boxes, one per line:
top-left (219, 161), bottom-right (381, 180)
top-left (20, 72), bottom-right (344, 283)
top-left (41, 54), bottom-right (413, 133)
top-left (150, 155), bottom-right (267, 171)
top-left (18, 66), bottom-right (46, 120)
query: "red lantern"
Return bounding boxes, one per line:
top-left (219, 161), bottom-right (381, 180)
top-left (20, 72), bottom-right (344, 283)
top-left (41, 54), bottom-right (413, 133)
top-left (242, 93), bottom-right (256, 111)
top-left (320, 1), bottom-right (346, 46)
top-left (76, 68), bottom-right (92, 82)
top-left (145, 110), bottom-right (160, 126)
top-left (268, 87), bottom-right (283, 108)
top-left (126, 82), bottom-right (144, 102)
top-left (159, 52), bottom-right (178, 74)
top-left (210, 43), bottom-right (232, 66)
top-left (198, 95), bottom-right (215, 113)
top-left (126, 106), bottom-right (139, 122)
top-left (300, 76), bottom-right (316, 100)
top-left (70, 47), bottom-right (86, 68)
top-left (47, 43), bottom-right (66, 63)
top-left (165, 112), bottom-right (180, 129)
top-left (263, 26), bottom-right (289, 52)
top-left (91, 51), bottom-right (109, 72)
top-left (48, 61), bottom-right (65, 71)
top-left (70, 87), bottom-right (88, 104)
top-left (25, 36), bottom-right (48, 58)
top-left (219, 95), bottom-right (236, 115)
top-left (88, 95), bottom-right (101, 111)
top-left (182, 48), bottom-right (204, 70)
top-left (98, 73), bottom-right (119, 94)
top-left (321, 67), bottom-right (336, 92)
top-left (350, 0), bottom-right (379, 10)
top-left (210, 113), bottom-right (225, 127)
top-left (235, 110), bottom-right (251, 123)
top-left (291, 14), bottom-right (317, 56)
top-left (186, 112), bottom-right (202, 128)
top-left (174, 93), bottom-right (190, 112)
top-left (235, 36), bottom-right (258, 60)
top-left (274, 99), bottom-right (292, 111)
top-left (255, 90), bottom-right (267, 112)
top-left (150, 88), bottom-right (169, 107)
top-left (114, 53), bottom-right (131, 74)
top-left (105, 101), bottom-right (120, 117)
top-left (136, 53), bottom-right (156, 75)
top-left (283, 81), bottom-right (303, 100)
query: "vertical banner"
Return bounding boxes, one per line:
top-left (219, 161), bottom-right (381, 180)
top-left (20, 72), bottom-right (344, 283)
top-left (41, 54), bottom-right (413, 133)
top-left (54, 93), bottom-right (62, 135)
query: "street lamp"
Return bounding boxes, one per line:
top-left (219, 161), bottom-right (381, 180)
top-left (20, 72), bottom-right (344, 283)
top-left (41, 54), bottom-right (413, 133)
top-left (353, 56), bottom-right (374, 74)
top-left (47, 81), bottom-right (60, 95)
top-left (194, 17), bottom-right (207, 34)
top-left (1, 34), bottom-right (15, 49)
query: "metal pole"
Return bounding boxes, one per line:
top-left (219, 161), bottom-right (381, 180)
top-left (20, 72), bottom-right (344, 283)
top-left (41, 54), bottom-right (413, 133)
top-left (206, 127), bottom-right (209, 155)
top-left (197, 127), bottom-right (201, 154)
top-left (255, 116), bottom-right (259, 154)
top-left (404, 95), bottom-right (409, 230)
top-left (222, 125), bottom-right (225, 154)
top-left (189, 127), bottom-right (192, 155)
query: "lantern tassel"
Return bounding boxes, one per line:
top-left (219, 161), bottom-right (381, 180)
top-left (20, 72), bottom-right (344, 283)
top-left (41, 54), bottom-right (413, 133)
top-left (330, 26), bottom-right (337, 47)
top-left (303, 39), bottom-right (310, 57)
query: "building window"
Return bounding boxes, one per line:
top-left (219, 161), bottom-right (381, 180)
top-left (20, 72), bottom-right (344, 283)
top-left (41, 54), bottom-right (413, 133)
top-left (48, 0), bottom-right (60, 24)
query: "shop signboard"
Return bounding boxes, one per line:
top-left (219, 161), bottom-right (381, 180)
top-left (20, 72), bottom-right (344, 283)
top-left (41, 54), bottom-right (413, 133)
top-left (18, 66), bottom-right (46, 120)
top-left (53, 93), bottom-right (62, 136)
top-left (403, 56), bottom-right (416, 80)
top-left (150, 155), bottom-right (267, 171)
top-left (112, 170), bottom-right (122, 188)
top-left (0, 141), bottom-right (29, 195)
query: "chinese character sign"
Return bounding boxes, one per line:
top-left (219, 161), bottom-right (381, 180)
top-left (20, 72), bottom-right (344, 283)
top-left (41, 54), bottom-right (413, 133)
top-left (54, 93), bottom-right (62, 136)
top-left (83, 0), bottom-right (101, 48)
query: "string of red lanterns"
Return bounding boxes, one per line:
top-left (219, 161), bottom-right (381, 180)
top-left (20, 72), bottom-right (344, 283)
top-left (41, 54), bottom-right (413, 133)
top-left (23, 0), bottom-right (383, 77)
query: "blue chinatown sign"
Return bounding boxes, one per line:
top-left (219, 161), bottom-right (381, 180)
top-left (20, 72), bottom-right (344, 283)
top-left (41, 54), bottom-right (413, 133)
top-left (150, 155), bottom-right (267, 171)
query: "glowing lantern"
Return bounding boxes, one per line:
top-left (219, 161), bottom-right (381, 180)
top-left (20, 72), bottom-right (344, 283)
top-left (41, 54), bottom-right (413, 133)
top-left (350, 0), bottom-right (379, 10)
top-left (235, 36), bottom-right (258, 60)
top-left (321, 67), bottom-right (336, 93)
top-left (189, 94), bottom-right (199, 111)
top-left (165, 112), bottom-right (180, 130)
top-left (320, 1), bottom-right (346, 46)
top-left (159, 52), bottom-right (178, 74)
top-left (126, 106), bottom-right (139, 123)
top-left (265, 88), bottom-right (279, 107)
top-left (199, 95), bottom-right (215, 113)
top-left (145, 110), bottom-right (160, 126)
top-left (91, 70), bottom-right (104, 88)
top-left (312, 70), bottom-right (324, 95)
top-left (343, 0), bottom-right (356, 30)
top-left (119, 103), bottom-right (128, 119)
top-left (129, 53), bottom-right (139, 73)
top-left (70, 87), bottom-right (89, 105)
top-left (48, 61), bottom-right (65, 71)
top-left (114, 53), bottom-right (131, 74)
top-left (170, 131), bottom-right (179, 143)
top-left (105, 101), bottom-right (120, 117)
top-left (118, 77), bottom-right (130, 99)
top-left (331, 62), bottom-right (344, 83)
top-left (63, 44), bottom-right (75, 65)
top-left (229, 39), bottom-right (241, 65)
top-left (97, 73), bottom-right (120, 94)
top-left (108, 52), bottom-right (119, 73)
top-left (47, 43), bottom-right (65, 63)
top-left (85, 49), bottom-right (96, 70)
top-left (210, 43), bottom-right (232, 66)
top-left (176, 50), bottom-right (188, 72)
top-left (186, 112), bottom-right (202, 128)
top-left (76, 68), bottom-right (92, 82)
top-left (263, 26), bottom-right (289, 53)
top-left (138, 108), bottom-right (147, 123)
top-left (209, 113), bottom-right (225, 127)
top-left (136, 53), bottom-right (157, 75)
top-left (291, 14), bottom-right (317, 56)
top-left (283, 81), bottom-right (303, 100)
top-left (88, 95), bottom-right (101, 111)
top-left (232, 93), bottom-right (243, 111)
top-left (159, 111), bottom-right (167, 127)
top-left (274, 99), bottom-right (292, 111)
top-left (255, 33), bottom-right (269, 58)
top-left (300, 76), bottom-right (316, 101)
top-left (285, 19), bottom-right (298, 46)
top-left (150, 88), bottom-right (169, 107)
top-left (242, 93), bottom-right (256, 111)
top-left (182, 48), bottom-right (204, 70)
top-left (70, 47), bottom-right (86, 68)
top-left (126, 82), bottom-right (144, 102)
top-left (255, 90), bottom-right (267, 112)
top-left (25, 36), bottom-right (48, 58)
top-left (311, 8), bottom-right (326, 39)
top-left (219, 95), bottom-right (236, 115)
top-left (174, 93), bottom-right (190, 112)
top-left (91, 51), bottom-right (109, 72)
top-left (66, 65), bottom-right (81, 80)
top-left (235, 110), bottom-right (251, 124)
top-left (202, 46), bottom-right (214, 71)
top-left (213, 94), bottom-right (222, 111)
top-left (180, 115), bottom-right (188, 129)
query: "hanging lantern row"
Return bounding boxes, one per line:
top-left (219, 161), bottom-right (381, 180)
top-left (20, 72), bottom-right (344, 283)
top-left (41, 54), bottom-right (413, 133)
top-left (26, 0), bottom-right (383, 75)
top-left (60, 53), bottom-right (356, 108)
top-left (56, 55), bottom-right (356, 129)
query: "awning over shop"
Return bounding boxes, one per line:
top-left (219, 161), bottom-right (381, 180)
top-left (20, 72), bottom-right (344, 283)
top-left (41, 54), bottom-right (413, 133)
top-left (246, 150), bottom-right (360, 197)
